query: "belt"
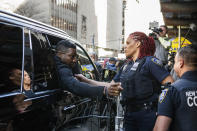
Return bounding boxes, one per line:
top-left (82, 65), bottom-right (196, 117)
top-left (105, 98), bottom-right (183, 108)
top-left (126, 102), bottom-right (157, 112)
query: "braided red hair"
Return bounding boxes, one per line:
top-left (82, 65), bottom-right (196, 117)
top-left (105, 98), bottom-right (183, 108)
top-left (129, 32), bottom-right (155, 59)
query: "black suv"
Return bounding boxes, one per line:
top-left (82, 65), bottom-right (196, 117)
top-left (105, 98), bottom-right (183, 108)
top-left (0, 10), bottom-right (116, 131)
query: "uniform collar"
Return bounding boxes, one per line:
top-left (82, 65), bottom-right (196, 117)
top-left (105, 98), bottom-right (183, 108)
top-left (134, 57), bottom-right (146, 63)
top-left (135, 58), bottom-right (141, 62)
top-left (126, 57), bottom-right (141, 63)
top-left (180, 70), bottom-right (197, 81)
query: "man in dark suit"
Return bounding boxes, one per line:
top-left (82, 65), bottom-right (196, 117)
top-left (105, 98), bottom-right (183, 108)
top-left (54, 40), bottom-right (122, 99)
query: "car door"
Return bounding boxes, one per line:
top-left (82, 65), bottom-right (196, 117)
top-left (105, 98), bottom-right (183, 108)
top-left (0, 22), bottom-right (32, 127)
top-left (23, 29), bottom-right (62, 105)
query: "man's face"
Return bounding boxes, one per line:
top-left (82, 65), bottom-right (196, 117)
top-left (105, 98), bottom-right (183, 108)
top-left (9, 69), bottom-right (31, 90)
top-left (90, 55), bottom-right (95, 61)
top-left (9, 69), bottom-right (22, 86)
top-left (124, 37), bottom-right (139, 59)
top-left (58, 48), bottom-right (77, 68)
top-left (109, 60), bottom-right (116, 65)
top-left (159, 26), bottom-right (167, 37)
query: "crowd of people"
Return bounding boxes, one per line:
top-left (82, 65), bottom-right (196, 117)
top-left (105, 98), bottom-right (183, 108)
top-left (4, 25), bottom-right (195, 131)
top-left (53, 25), bottom-right (197, 131)
top-left (90, 52), bottom-right (126, 73)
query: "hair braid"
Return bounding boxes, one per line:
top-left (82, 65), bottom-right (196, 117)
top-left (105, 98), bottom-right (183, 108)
top-left (129, 32), bottom-right (155, 59)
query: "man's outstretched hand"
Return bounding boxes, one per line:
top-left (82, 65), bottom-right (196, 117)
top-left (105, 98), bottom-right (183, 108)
top-left (75, 74), bottom-right (123, 96)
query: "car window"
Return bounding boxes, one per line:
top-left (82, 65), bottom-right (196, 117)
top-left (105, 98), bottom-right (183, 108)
top-left (47, 35), bottom-right (98, 81)
top-left (0, 23), bottom-right (23, 94)
top-left (30, 31), bottom-right (59, 91)
top-left (23, 29), bottom-right (33, 92)
top-left (76, 46), bottom-right (97, 80)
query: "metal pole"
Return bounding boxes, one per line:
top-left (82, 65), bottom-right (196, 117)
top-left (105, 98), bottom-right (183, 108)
top-left (178, 25), bottom-right (181, 49)
top-left (115, 96), bottom-right (120, 131)
top-left (92, 34), bottom-right (95, 52)
top-left (119, 38), bottom-right (121, 53)
top-left (115, 95), bottom-right (124, 131)
top-left (180, 28), bottom-right (191, 48)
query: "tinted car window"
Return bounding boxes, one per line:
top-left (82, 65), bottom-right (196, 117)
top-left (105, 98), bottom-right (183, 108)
top-left (23, 29), bottom-right (33, 92)
top-left (0, 23), bottom-right (23, 94)
top-left (30, 31), bottom-right (58, 91)
top-left (0, 23), bottom-right (33, 122)
top-left (76, 47), bottom-right (97, 80)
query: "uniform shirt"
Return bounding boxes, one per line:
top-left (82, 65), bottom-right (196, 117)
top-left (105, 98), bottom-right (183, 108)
top-left (54, 56), bottom-right (104, 99)
top-left (113, 56), bottom-right (170, 103)
top-left (113, 56), bottom-right (169, 83)
top-left (158, 71), bottom-right (197, 131)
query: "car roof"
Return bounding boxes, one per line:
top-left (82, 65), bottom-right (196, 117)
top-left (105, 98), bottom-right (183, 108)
top-left (0, 10), bottom-right (81, 46)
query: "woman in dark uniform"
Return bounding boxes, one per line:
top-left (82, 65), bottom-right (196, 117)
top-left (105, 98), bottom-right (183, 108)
top-left (112, 32), bottom-right (174, 131)
top-left (75, 31), bottom-right (174, 131)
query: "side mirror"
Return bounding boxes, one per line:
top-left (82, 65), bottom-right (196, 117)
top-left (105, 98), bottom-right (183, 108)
top-left (102, 69), bottom-right (117, 82)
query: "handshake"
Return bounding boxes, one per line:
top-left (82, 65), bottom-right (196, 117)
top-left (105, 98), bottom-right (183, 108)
top-left (104, 82), bottom-right (123, 97)
top-left (75, 74), bottom-right (123, 97)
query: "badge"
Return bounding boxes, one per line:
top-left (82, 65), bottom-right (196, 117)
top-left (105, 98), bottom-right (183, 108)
top-left (159, 88), bottom-right (169, 103)
top-left (130, 62), bottom-right (139, 71)
top-left (123, 64), bottom-right (127, 71)
top-left (151, 58), bottom-right (163, 66)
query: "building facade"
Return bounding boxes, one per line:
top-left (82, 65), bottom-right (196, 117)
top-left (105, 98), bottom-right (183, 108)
top-left (1, 0), bottom-right (124, 57)
top-left (51, 0), bottom-right (77, 38)
top-left (122, 0), bottom-right (126, 51)
top-left (77, 0), bottom-right (98, 53)
top-left (105, 0), bottom-right (123, 56)
top-left (77, 0), bottom-right (123, 57)
top-left (12, 0), bottom-right (77, 39)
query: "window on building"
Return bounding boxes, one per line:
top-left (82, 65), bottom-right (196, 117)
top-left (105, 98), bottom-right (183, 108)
top-left (81, 15), bottom-right (87, 39)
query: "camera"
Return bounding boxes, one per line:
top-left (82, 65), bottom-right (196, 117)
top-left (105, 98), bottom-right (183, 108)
top-left (148, 21), bottom-right (163, 40)
top-left (151, 28), bottom-right (163, 34)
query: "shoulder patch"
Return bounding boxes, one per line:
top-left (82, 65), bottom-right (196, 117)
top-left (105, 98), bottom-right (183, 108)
top-left (151, 58), bottom-right (163, 66)
top-left (159, 88), bottom-right (169, 103)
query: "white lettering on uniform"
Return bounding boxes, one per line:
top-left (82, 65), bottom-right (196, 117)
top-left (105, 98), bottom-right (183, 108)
top-left (187, 97), bottom-right (193, 107)
top-left (185, 91), bottom-right (195, 97)
top-left (186, 91), bottom-right (197, 107)
top-left (194, 96), bottom-right (197, 106)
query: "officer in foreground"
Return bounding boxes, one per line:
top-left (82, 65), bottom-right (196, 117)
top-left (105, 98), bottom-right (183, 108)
top-left (76, 32), bottom-right (174, 131)
top-left (154, 44), bottom-right (197, 131)
top-left (54, 40), bottom-right (122, 99)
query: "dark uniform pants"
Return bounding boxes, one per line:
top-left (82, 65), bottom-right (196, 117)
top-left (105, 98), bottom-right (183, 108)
top-left (124, 109), bottom-right (156, 131)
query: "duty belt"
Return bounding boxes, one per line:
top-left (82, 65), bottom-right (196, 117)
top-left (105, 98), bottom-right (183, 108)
top-left (126, 102), bottom-right (157, 112)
